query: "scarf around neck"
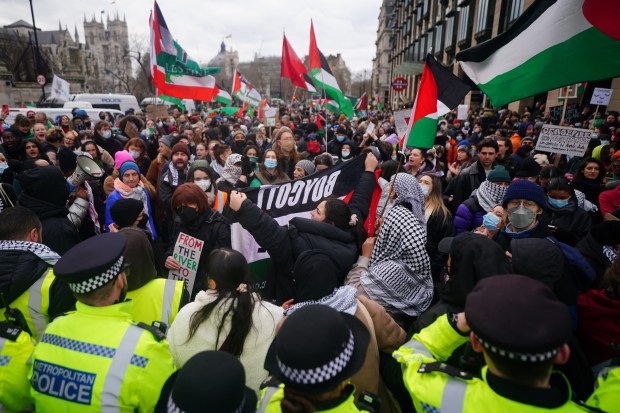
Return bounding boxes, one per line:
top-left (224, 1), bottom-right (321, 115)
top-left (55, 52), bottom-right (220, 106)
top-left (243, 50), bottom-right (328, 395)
top-left (476, 180), bottom-right (508, 212)
top-left (284, 286), bottom-right (358, 316)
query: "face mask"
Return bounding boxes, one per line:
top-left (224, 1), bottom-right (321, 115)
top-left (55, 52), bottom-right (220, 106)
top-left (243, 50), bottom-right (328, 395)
top-left (248, 156), bottom-right (258, 167)
top-left (101, 130), bottom-right (112, 139)
top-left (195, 179), bottom-right (211, 192)
top-left (591, 133), bottom-right (598, 140)
top-left (74, 123), bottom-right (84, 131)
top-left (341, 151), bottom-right (350, 158)
top-left (420, 185), bottom-right (429, 197)
top-left (99, 115), bottom-right (106, 120)
top-left (456, 135), bottom-right (463, 141)
top-left (548, 197), bottom-right (569, 209)
top-left (84, 121), bottom-right (92, 129)
top-left (177, 205), bottom-right (199, 225)
top-left (129, 150), bottom-right (140, 159)
top-left (264, 159), bottom-right (278, 169)
top-left (391, 155), bottom-right (397, 161)
top-left (157, 121), bottom-right (163, 128)
top-left (601, 140), bottom-right (611, 145)
top-left (0, 162), bottom-right (7, 174)
top-left (336, 135), bottom-right (345, 142)
top-left (482, 212), bottom-right (501, 230)
top-left (508, 204), bottom-right (537, 230)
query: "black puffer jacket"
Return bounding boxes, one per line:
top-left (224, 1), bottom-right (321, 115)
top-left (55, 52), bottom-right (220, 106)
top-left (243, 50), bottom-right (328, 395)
top-left (17, 166), bottom-right (81, 255)
top-left (225, 171), bottom-right (376, 303)
top-left (547, 201), bottom-right (591, 246)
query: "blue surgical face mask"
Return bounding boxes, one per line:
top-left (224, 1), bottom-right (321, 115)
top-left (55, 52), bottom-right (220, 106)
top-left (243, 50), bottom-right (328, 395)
top-left (591, 133), bottom-right (598, 140)
top-left (101, 130), bottom-right (112, 139)
top-left (336, 135), bottom-right (345, 142)
top-left (264, 159), bottom-right (277, 169)
top-left (157, 121), bottom-right (163, 128)
top-left (341, 151), bottom-right (350, 158)
top-left (482, 212), bottom-right (501, 230)
top-left (601, 140), bottom-right (611, 145)
top-left (420, 185), bottom-right (430, 197)
top-left (548, 197), bottom-right (569, 209)
top-left (0, 162), bottom-right (8, 174)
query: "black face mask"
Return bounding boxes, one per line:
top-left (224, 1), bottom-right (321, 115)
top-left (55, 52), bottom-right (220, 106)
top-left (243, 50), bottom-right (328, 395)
top-left (177, 206), bottom-right (199, 225)
top-left (84, 121), bottom-right (92, 129)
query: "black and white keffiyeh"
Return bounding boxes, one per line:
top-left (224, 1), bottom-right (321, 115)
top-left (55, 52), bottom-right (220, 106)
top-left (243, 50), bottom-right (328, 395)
top-left (603, 245), bottom-right (618, 263)
top-left (217, 154), bottom-right (243, 186)
top-left (284, 286), bottom-right (358, 316)
top-left (385, 173), bottom-right (426, 228)
top-left (476, 180), bottom-right (508, 212)
top-left (0, 240), bottom-right (60, 265)
top-left (167, 161), bottom-right (190, 187)
top-left (360, 205), bottom-right (433, 316)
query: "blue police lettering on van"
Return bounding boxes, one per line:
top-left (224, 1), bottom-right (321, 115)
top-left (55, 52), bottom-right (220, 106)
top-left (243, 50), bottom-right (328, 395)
top-left (31, 360), bottom-right (96, 405)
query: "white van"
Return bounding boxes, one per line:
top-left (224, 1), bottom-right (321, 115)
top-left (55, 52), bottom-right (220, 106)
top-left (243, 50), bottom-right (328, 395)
top-left (4, 107), bottom-right (125, 125)
top-left (67, 94), bottom-right (141, 114)
top-left (140, 97), bottom-right (196, 112)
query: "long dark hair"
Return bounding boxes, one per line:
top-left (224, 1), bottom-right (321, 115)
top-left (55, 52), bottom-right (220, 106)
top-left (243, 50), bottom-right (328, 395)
top-left (573, 157), bottom-right (604, 185)
top-left (187, 249), bottom-right (255, 357)
top-left (323, 198), bottom-right (367, 254)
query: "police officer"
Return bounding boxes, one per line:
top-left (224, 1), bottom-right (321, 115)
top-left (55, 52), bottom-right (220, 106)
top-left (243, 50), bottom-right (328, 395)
top-left (394, 274), bottom-right (592, 412)
top-left (0, 206), bottom-right (75, 341)
top-left (30, 233), bottom-right (175, 411)
top-left (0, 321), bottom-right (35, 411)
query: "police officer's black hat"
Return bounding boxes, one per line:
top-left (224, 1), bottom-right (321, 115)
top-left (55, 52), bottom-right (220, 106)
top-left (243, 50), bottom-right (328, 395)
top-left (155, 351), bottom-right (256, 413)
top-left (264, 304), bottom-right (370, 394)
top-left (465, 274), bottom-right (572, 363)
top-left (54, 233), bottom-right (127, 294)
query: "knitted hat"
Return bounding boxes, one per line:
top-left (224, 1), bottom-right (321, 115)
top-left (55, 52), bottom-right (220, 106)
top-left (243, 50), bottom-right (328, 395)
top-left (502, 179), bottom-right (547, 210)
top-left (159, 136), bottom-right (172, 149)
top-left (515, 157), bottom-right (542, 178)
top-left (114, 150), bottom-right (134, 170)
top-left (295, 159), bottom-right (315, 177)
top-left (119, 161), bottom-right (140, 178)
top-left (487, 165), bottom-right (511, 183)
top-left (232, 130), bottom-right (246, 140)
top-left (171, 142), bottom-right (190, 157)
top-left (109, 198), bottom-right (143, 228)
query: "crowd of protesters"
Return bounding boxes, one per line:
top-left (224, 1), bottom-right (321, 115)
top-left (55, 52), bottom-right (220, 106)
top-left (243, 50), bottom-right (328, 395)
top-left (0, 101), bottom-right (619, 412)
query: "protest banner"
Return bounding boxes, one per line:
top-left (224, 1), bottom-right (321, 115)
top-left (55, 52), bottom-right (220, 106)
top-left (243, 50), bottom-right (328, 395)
top-left (394, 109), bottom-right (411, 138)
top-left (534, 124), bottom-right (590, 157)
top-left (51, 75), bottom-right (70, 102)
top-left (167, 232), bottom-right (204, 294)
top-left (232, 156), bottom-right (365, 293)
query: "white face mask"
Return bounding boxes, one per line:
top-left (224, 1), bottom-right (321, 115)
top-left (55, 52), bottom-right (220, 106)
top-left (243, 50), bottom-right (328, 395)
top-left (195, 179), bottom-right (211, 192)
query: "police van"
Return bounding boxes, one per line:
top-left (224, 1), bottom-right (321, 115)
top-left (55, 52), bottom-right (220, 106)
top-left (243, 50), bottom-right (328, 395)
top-left (42, 94), bottom-right (141, 114)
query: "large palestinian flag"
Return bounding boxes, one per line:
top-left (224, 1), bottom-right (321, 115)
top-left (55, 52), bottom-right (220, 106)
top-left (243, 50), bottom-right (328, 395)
top-left (231, 70), bottom-right (262, 107)
top-left (403, 54), bottom-right (470, 149)
top-left (150, 1), bottom-right (218, 101)
top-left (309, 21), bottom-right (354, 118)
top-left (457, 0), bottom-right (620, 107)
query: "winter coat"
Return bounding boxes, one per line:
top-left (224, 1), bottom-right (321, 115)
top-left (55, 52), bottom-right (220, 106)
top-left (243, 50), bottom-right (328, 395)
top-left (105, 188), bottom-right (157, 238)
top-left (225, 171), bottom-right (376, 303)
top-left (93, 132), bottom-right (124, 157)
top-left (599, 186), bottom-right (620, 216)
top-left (443, 160), bottom-right (490, 213)
top-left (167, 290), bottom-right (282, 393)
top-left (165, 209), bottom-right (231, 299)
top-left (547, 202), bottom-right (591, 246)
top-left (493, 221), bottom-right (552, 252)
top-left (454, 197), bottom-right (485, 234)
top-left (425, 207), bottom-right (454, 281)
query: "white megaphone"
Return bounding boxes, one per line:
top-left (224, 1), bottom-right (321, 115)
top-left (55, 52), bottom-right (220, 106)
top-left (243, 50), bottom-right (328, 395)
top-left (68, 155), bottom-right (103, 187)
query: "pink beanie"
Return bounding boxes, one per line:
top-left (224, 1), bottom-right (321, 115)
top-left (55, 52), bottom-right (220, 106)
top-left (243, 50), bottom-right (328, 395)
top-left (114, 150), bottom-right (133, 170)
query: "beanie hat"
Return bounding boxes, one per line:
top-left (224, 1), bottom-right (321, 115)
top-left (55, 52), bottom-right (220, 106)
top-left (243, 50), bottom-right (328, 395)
top-left (114, 150), bottom-right (133, 170)
top-left (487, 165), bottom-right (511, 183)
top-left (159, 136), bottom-right (172, 149)
top-left (119, 161), bottom-right (140, 178)
top-left (295, 159), bottom-right (316, 177)
top-left (515, 157), bottom-right (542, 178)
top-left (502, 179), bottom-right (547, 210)
top-left (171, 143), bottom-right (191, 157)
top-left (57, 146), bottom-right (78, 173)
top-left (109, 198), bottom-right (143, 228)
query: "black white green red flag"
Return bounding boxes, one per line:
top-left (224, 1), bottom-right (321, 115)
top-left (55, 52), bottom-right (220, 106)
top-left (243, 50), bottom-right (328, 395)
top-left (231, 70), bottom-right (262, 107)
top-left (403, 54), bottom-right (470, 149)
top-left (457, 0), bottom-right (620, 107)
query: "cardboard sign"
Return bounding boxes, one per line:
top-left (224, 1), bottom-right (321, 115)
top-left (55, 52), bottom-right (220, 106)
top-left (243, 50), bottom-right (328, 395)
top-left (535, 124), bottom-right (590, 157)
top-left (168, 232), bottom-right (204, 294)
top-left (590, 88), bottom-right (612, 106)
top-left (145, 104), bottom-right (169, 120)
top-left (457, 104), bottom-right (469, 120)
top-left (123, 121), bottom-right (139, 139)
top-left (394, 108), bottom-right (411, 138)
top-left (366, 122), bottom-right (375, 135)
top-left (264, 108), bottom-right (277, 118)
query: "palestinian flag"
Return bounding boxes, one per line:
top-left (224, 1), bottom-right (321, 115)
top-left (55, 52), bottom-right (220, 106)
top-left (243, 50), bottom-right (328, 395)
top-left (214, 84), bottom-right (232, 105)
top-left (303, 74), bottom-right (318, 94)
top-left (309, 20), bottom-right (353, 118)
top-left (403, 54), bottom-right (470, 149)
top-left (457, 0), bottom-right (620, 107)
top-left (231, 70), bottom-right (262, 107)
top-left (150, 1), bottom-right (218, 101)
top-left (159, 94), bottom-right (185, 111)
top-left (354, 92), bottom-right (367, 116)
top-left (323, 99), bottom-right (340, 115)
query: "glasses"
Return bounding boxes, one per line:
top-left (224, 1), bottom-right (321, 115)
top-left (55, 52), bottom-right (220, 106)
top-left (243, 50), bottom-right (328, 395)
top-left (507, 199), bottom-right (537, 209)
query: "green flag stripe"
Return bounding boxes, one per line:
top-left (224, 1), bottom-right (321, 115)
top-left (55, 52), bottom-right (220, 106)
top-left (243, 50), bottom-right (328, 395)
top-left (405, 116), bottom-right (437, 149)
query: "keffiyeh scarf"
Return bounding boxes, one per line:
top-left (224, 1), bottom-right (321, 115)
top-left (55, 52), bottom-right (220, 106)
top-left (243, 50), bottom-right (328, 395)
top-left (476, 180), bottom-right (507, 212)
top-left (167, 161), bottom-right (190, 187)
top-left (284, 286), bottom-right (358, 316)
top-left (384, 173), bottom-right (426, 228)
top-left (0, 240), bottom-right (60, 265)
top-left (217, 154), bottom-right (243, 185)
top-left (113, 178), bottom-right (152, 236)
top-left (360, 205), bottom-right (433, 316)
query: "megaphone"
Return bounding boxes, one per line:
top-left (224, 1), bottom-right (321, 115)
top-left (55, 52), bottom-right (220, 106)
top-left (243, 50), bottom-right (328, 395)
top-left (68, 155), bottom-right (103, 187)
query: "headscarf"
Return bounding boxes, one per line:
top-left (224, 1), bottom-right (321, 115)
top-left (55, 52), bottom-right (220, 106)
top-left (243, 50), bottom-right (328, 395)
top-left (217, 153), bottom-right (242, 185)
top-left (475, 180), bottom-right (508, 212)
top-left (390, 172), bottom-right (426, 228)
top-left (360, 204), bottom-right (434, 316)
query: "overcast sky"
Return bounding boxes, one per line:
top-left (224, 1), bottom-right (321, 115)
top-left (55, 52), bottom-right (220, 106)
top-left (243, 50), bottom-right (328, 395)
top-left (0, 0), bottom-right (382, 74)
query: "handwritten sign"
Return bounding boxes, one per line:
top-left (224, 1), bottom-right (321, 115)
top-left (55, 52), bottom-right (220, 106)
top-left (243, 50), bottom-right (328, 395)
top-left (590, 88), bottom-right (612, 106)
top-left (168, 232), bottom-right (204, 294)
top-left (535, 125), bottom-right (590, 157)
top-left (394, 108), bottom-right (411, 138)
top-left (457, 104), bottom-right (469, 120)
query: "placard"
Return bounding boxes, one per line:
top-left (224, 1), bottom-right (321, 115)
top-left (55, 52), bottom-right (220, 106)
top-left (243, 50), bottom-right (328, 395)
top-left (366, 122), bottom-right (375, 135)
top-left (534, 124), bottom-right (590, 157)
top-left (457, 104), bottom-right (469, 120)
top-left (394, 108), bottom-right (412, 138)
top-left (168, 232), bottom-right (204, 294)
top-left (145, 104), bottom-right (169, 120)
top-left (549, 103), bottom-right (580, 124)
top-left (590, 88), bottom-right (612, 106)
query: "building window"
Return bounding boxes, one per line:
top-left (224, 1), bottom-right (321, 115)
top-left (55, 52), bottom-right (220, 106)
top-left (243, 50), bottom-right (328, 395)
top-left (475, 0), bottom-right (495, 41)
top-left (434, 23), bottom-right (443, 53)
top-left (423, 0), bottom-right (429, 18)
top-left (457, 4), bottom-right (472, 47)
top-left (506, 0), bottom-right (524, 28)
top-left (445, 15), bottom-right (455, 50)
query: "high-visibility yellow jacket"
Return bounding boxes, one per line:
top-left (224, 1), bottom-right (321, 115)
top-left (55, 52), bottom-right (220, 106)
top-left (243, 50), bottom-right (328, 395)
top-left (0, 323), bottom-right (35, 412)
top-left (126, 278), bottom-right (187, 328)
